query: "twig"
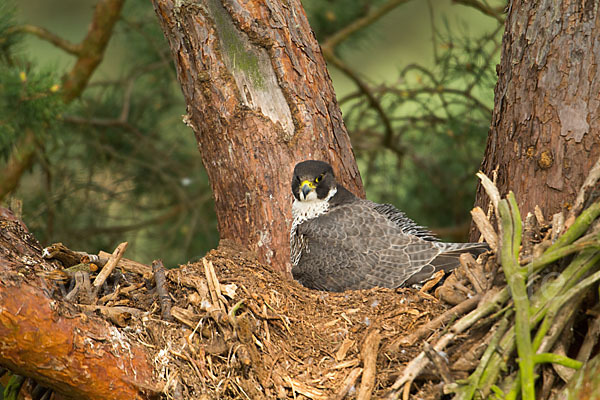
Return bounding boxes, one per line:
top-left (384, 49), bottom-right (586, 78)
top-left (551, 212), bottom-right (565, 243)
top-left (533, 353), bottom-right (582, 370)
top-left (398, 294), bottom-right (481, 346)
top-left (332, 368), bottom-right (363, 400)
top-left (547, 200), bottom-right (600, 253)
top-left (576, 310), bottom-right (600, 363)
top-left (64, 271), bottom-right (92, 303)
top-left (203, 258), bottom-right (226, 314)
top-left (452, 0), bottom-right (505, 23)
top-left (284, 376), bottom-right (326, 400)
top-left (477, 171), bottom-right (501, 218)
top-left (459, 253), bottom-right (485, 293)
top-left (535, 263), bottom-right (600, 353)
top-left (41, 242), bottom-right (87, 267)
top-left (98, 251), bottom-right (153, 278)
top-left (534, 205), bottom-right (546, 226)
top-left (321, 0), bottom-right (412, 51)
top-left (77, 304), bottom-right (143, 327)
top-left (92, 242), bottom-right (128, 297)
top-left (521, 212), bottom-right (537, 262)
top-left (357, 330), bottom-right (381, 400)
top-left (152, 259), bottom-right (173, 322)
top-left (447, 312), bottom-right (510, 399)
top-left (7, 24), bottom-right (81, 55)
top-left (471, 206), bottom-right (498, 251)
top-left (387, 334), bottom-right (454, 399)
top-left (477, 250), bottom-right (600, 397)
top-left (423, 342), bottom-right (454, 384)
top-left (567, 154), bottom-right (600, 226)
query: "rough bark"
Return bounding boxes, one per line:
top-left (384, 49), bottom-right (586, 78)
top-left (0, 212), bottom-right (159, 400)
top-left (472, 0), bottom-right (600, 238)
top-left (151, 0), bottom-right (364, 272)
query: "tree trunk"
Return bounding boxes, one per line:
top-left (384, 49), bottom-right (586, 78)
top-left (473, 0), bottom-right (600, 237)
top-left (0, 211), bottom-right (159, 400)
top-left (151, 0), bottom-right (364, 273)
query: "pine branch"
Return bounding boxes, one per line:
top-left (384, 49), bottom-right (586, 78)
top-left (0, 0), bottom-right (125, 201)
top-left (8, 24), bottom-right (81, 55)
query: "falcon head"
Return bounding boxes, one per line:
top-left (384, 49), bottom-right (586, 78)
top-left (291, 160), bottom-right (337, 202)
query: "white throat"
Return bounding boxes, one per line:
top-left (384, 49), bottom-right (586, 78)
top-left (292, 187), bottom-right (337, 227)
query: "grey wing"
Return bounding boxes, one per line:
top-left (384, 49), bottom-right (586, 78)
top-left (292, 202), bottom-right (447, 291)
top-left (403, 242), bottom-right (490, 286)
top-left (369, 202), bottom-right (438, 241)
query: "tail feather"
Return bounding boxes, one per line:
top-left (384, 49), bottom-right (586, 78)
top-left (403, 242), bottom-right (490, 286)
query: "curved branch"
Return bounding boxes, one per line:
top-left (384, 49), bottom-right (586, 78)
top-left (8, 24), bottom-right (81, 55)
top-left (323, 50), bottom-right (396, 150)
top-left (452, 0), bottom-right (506, 24)
top-left (321, 0), bottom-right (413, 52)
top-left (62, 0), bottom-right (125, 102)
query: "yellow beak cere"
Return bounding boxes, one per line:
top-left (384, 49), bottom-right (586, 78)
top-left (300, 180), bottom-right (316, 190)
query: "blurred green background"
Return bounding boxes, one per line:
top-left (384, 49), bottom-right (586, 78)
top-left (1, 0), bottom-right (504, 266)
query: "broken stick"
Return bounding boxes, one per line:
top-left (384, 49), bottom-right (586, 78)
top-left (92, 242), bottom-right (128, 298)
top-left (152, 259), bottom-right (173, 322)
top-left (357, 329), bottom-right (381, 400)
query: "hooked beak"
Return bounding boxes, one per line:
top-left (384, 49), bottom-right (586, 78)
top-left (300, 180), bottom-right (315, 199)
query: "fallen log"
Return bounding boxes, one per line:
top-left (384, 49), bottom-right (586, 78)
top-left (0, 212), bottom-right (160, 400)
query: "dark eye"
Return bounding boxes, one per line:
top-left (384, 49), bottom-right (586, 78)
top-left (315, 173), bottom-right (324, 183)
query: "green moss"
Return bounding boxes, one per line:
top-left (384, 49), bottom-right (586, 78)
top-left (207, 0), bottom-right (264, 88)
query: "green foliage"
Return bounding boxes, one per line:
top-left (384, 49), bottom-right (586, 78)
top-left (0, 2), bottom-right (20, 60)
top-left (3, 0), bottom-right (217, 266)
top-left (0, 64), bottom-right (64, 151)
top-left (0, 7), bottom-right (65, 155)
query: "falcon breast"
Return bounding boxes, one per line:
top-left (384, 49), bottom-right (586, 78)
top-left (290, 160), bottom-right (489, 292)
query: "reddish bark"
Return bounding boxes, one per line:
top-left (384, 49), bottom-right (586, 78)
top-left (0, 215), bottom-right (159, 400)
top-left (152, 0), bottom-right (364, 272)
top-left (473, 0), bottom-right (600, 237)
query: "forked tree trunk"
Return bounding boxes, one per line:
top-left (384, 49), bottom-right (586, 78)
top-left (473, 0), bottom-right (600, 237)
top-left (152, 0), bottom-right (364, 272)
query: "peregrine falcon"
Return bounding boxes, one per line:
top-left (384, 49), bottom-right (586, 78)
top-left (290, 160), bottom-right (489, 292)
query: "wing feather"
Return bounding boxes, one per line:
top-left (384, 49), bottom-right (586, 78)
top-left (293, 202), bottom-right (444, 291)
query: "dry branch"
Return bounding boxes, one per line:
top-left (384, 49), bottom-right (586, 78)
top-left (423, 342), bottom-right (453, 385)
top-left (397, 294), bottom-right (481, 347)
top-left (357, 329), bottom-right (381, 400)
top-left (98, 250), bottom-right (153, 277)
top-left (471, 206), bottom-right (498, 251)
top-left (152, 259), bottom-right (173, 322)
top-left (92, 241), bottom-right (128, 296)
top-left (332, 368), bottom-right (363, 400)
